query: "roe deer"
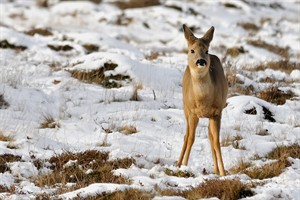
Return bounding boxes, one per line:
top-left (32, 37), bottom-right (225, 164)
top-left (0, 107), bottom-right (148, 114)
top-left (177, 24), bottom-right (228, 176)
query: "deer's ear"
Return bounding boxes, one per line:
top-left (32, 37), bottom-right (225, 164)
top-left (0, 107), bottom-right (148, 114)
top-left (202, 26), bottom-right (214, 45)
top-left (183, 24), bottom-right (197, 43)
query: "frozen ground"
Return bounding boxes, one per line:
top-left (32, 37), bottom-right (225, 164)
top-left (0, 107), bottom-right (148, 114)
top-left (0, 0), bottom-right (299, 199)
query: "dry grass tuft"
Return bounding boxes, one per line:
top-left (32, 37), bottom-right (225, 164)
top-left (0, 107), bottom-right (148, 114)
top-left (35, 150), bottom-right (135, 193)
top-left (247, 60), bottom-right (300, 74)
top-left (230, 159), bottom-right (252, 175)
top-left (244, 161), bottom-right (287, 180)
top-left (118, 125), bottom-right (137, 135)
top-left (115, 14), bottom-right (133, 26)
top-left (25, 28), bottom-right (53, 36)
top-left (248, 40), bottom-right (289, 58)
top-left (239, 22), bottom-right (260, 32)
top-left (163, 168), bottom-right (195, 178)
top-left (69, 62), bottom-right (131, 88)
top-left (223, 2), bottom-right (240, 9)
top-left (0, 40), bottom-right (27, 51)
top-left (0, 154), bottom-right (22, 173)
top-left (36, 0), bottom-right (102, 7)
top-left (230, 144), bottom-right (299, 180)
top-left (226, 46), bottom-right (246, 57)
top-left (47, 44), bottom-right (73, 51)
top-left (87, 189), bottom-right (153, 200)
top-left (0, 130), bottom-right (13, 142)
top-left (40, 115), bottom-right (60, 129)
top-left (145, 51), bottom-right (160, 60)
top-left (257, 86), bottom-right (295, 105)
top-left (82, 44), bottom-right (99, 54)
top-left (159, 179), bottom-right (254, 200)
top-left (185, 179), bottom-right (254, 200)
top-left (246, 144), bottom-right (300, 179)
top-left (221, 134), bottom-right (244, 150)
top-left (267, 143), bottom-right (300, 160)
top-left (114, 0), bottom-right (160, 10)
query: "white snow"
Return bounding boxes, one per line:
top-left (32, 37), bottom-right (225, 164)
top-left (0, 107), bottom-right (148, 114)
top-left (0, 0), bottom-right (299, 199)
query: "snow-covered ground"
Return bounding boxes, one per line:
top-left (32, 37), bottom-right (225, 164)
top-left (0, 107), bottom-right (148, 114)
top-left (0, 0), bottom-right (299, 199)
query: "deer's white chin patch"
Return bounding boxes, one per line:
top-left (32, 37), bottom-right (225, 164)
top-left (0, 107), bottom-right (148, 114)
top-left (196, 63), bottom-right (206, 68)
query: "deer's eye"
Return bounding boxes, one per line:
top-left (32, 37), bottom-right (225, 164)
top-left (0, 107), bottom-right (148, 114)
top-left (205, 50), bottom-right (208, 54)
top-left (191, 49), bottom-right (195, 53)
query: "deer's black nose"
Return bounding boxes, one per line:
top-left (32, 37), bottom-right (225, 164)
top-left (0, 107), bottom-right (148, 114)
top-left (196, 59), bottom-right (207, 66)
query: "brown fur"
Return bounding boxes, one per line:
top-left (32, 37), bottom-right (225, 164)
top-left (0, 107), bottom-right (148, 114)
top-left (177, 24), bottom-right (228, 176)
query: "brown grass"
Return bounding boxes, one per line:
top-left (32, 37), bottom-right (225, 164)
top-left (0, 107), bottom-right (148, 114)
top-left (48, 44), bottom-right (73, 51)
top-left (40, 115), bottom-right (60, 129)
top-left (36, 0), bottom-right (102, 7)
top-left (257, 86), bottom-right (295, 105)
top-left (267, 143), bottom-right (300, 160)
top-left (239, 22), bottom-right (260, 32)
top-left (186, 179), bottom-right (254, 200)
top-left (221, 134), bottom-right (244, 150)
top-left (69, 62), bottom-right (131, 88)
top-left (118, 125), bottom-right (137, 135)
top-left (145, 51), bottom-right (160, 60)
top-left (223, 2), bottom-right (240, 9)
top-left (163, 168), bottom-right (195, 178)
top-left (0, 130), bottom-right (13, 142)
top-left (226, 46), bottom-right (246, 57)
top-left (82, 44), bottom-right (99, 54)
top-left (25, 28), bottom-right (53, 36)
top-left (85, 189), bottom-right (153, 200)
top-left (230, 159), bottom-right (252, 175)
top-left (247, 60), bottom-right (300, 74)
top-left (35, 150), bottom-right (134, 192)
top-left (248, 40), bottom-right (289, 58)
top-left (159, 179), bottom-right (254, 200)
top-left (244, 161), bottom-right (287, 180)
top-left (0, 154), bottom-right (22, 173)
top-left (114, 0), bottom-right (160, 10)
top-left (115, 14), bottom-right (133, 26)
top-left (230, 144), bottom-right (299, 180)
top-left (0, 40), bottom-right (27, 51)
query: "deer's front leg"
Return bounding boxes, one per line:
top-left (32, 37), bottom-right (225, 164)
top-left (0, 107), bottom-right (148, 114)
top-left (182, 114), bottom-right (199, 166)
top-left (209, 116), bottom-right (225, 176)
